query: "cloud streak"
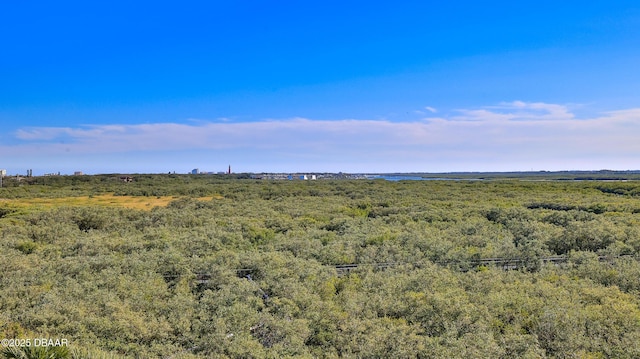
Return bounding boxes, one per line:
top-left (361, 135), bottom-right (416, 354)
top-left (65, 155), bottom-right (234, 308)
top-left (5, 101), bottom-right (640, 173)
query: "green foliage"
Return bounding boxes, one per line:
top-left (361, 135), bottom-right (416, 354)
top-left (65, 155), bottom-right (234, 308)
top-left (0, 205), bottom-right (19, 219)
top-left (2, 346), bottom-right (69, 359)
top-left (14, 241), bottom-right (38, 255)
top-left (3, 176), bottom-right (640, 356)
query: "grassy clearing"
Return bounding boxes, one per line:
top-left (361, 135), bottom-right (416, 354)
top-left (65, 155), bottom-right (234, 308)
top-left (0, 194), bottom-right (218, 211)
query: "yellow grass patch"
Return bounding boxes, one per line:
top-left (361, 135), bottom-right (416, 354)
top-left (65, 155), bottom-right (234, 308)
top-left (1, 194), bottom-right (218, 211)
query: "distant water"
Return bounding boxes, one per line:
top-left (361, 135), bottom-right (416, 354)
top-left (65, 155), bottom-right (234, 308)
top-left (368, 175), bottom-right (463, 181)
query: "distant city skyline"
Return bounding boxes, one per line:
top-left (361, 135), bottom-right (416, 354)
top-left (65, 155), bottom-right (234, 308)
top-left (2, 2), bottom-right (640, 175)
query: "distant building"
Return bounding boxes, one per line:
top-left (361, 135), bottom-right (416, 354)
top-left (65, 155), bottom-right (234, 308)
top-left (74, 171), bottom-right (83, 176)
top-left (192, 168), bottom-right (199, 175)
top-left (0, 169), bottom-right (6, 177)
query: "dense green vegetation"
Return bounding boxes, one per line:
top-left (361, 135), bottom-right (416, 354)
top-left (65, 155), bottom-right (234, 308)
top-left (3, 175), bottom-right (640, 357)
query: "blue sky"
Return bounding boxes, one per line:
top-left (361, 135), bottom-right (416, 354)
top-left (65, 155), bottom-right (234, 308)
top-left (1, 1), bottom-right (640, 174)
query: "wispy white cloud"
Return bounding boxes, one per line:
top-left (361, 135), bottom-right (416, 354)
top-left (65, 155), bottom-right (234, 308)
top-left (15, 125), bottom-right (129, 141)
top-left (4, 101), bottom-right (640, 172)
top-left (414, 106), bottom-right (438, 115)
top-left (15, 127), bottom-right (72, 140)
top-left (449, 101), bottom-right (575, 122)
